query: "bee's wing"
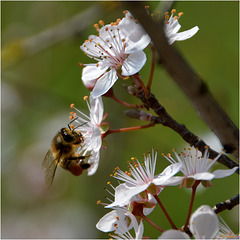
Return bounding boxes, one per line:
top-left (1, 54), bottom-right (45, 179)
top-left (42, 149), bottom-right (59, 188)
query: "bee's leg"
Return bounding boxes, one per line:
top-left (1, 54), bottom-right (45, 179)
top-left (80, 163), bottom-right (91, 169)
top-left (68, 156), bottom-right (86, 161)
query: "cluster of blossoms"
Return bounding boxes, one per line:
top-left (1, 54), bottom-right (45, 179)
top-left (63, 5), bottom-right (238, 239)
top-left (96, 148), bottom-right (238, 239)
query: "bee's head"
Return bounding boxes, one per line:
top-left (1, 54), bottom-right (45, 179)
top-left (60, 128), bottom-right (83, 144)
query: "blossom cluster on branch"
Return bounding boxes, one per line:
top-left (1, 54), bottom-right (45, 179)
top-left (64, 6), bottom-right (238, 239)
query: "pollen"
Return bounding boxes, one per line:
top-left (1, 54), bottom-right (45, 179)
top-left (69, 115), bottom-right (74, 120)
top-left (94, 23), bottom-right (99, 28)
top-left (97, 200), bottom-right (102, 205)
top-left (99, 20), bottom-right (104, 25)
top-left (145, 5), bottom-right (150, 9)
top-left (171, 9), bottom-right (176, 14)
top-left (83, 96), bottom-right (88, 101)
top-left (131, 157), bottom-right (135, 160)
top-left (178, 12), bottom-right (184, 17)
top-left (174, 16), bottom-right (178, 20)
top-left (123, 10), bottom-right (128, 14)
top-left (70, 124), bottom-right (75, 129)
top-left (70, 103), bottom-right (75, 109)
top-left (116, 18), bottom-right (121, 24)
top-left (107, 181), bottom-right (111, 185)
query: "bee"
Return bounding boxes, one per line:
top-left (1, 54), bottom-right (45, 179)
top-left (42, 119), bottom-right (90, 188)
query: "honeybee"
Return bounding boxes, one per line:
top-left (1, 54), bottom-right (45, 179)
top-left (42, 119), bottom-right (90, 188)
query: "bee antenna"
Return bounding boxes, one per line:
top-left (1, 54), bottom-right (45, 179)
top-left (67, 117), bottom-right (88, 130)
top-left (68, 116), bottom-right (80, 129)
top-left (72, 122), bottom-right (88, 130)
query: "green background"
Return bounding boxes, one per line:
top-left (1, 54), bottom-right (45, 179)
top-left (1, 1), bottom-right (239, 238)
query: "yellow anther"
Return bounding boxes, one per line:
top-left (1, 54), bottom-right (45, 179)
top-left (171, 9), bottom-right (176, 14)
top-left (83, 96), bottom-right (88, 101)
top-left (94, 23), bottom-right (99, 28)
top-left (97, 200), bottom-right (101, 205)
top-left (99, 20), bottom-right (104, 25)
top-left (70, 103), bottom-right (75, 109)
top-left (178, 12), bottom-right (184, 17)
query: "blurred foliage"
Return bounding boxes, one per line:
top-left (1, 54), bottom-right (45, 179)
top-left (1, 1), bottom-right (238, 238)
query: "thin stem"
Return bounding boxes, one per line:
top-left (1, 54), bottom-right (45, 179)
top-left (102, 123), bottom-right (154, 138)
top-left (153, 194), bottom-right (177, 229)
top-left (139, 212), bottom-right (164, 232)
top-left (110, 94), bottom-right (140, 108)
top-left (147, 46), bottom-right (155, 91)
top-left (133, 73), bottom-right (150, 97)
top-left (183, 180), bottom-right (200, 231)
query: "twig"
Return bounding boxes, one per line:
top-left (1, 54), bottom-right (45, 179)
top-left (213, 194), bottom-right (239, 214)
top-left (125, 2), bottom-right (239, 160)
top-left (136, 91), bottom-right (239, 172)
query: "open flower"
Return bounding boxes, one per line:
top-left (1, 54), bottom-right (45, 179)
top-left (106, 149), bottom-right (181, 208)
top-left (159, 205), bottom-right (220, 239)
top-left (163, 147), bottom-right (238, 188)
top-left (70, 95), bottom-right (107, 175)
top-left (164, 9), bottom-right (199, 45)
top-left (96, 182), bottom-right (156, 235)
top-left (80, 10), bottom-right (151, 98)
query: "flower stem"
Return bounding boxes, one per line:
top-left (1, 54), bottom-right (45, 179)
top-left (153, 194), bottom-right (177, 229)
top-left (110, 94), bottom-right (140, 108)
top-left (139, 212), bottom-right (164, 232)
top-left (133, 73), bottom-right (150, 97)
top-left (102, 123), bottom-right (154, 138)
top-left (183, 180), bottom-right (200, 231)
top-left (147, 46), bottom-right (155, 91)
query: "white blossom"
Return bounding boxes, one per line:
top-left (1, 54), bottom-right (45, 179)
top-left (80, 10), bottom-right (151, 98)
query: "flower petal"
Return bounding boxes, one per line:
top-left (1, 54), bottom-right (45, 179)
top-left (96, 209), bottom-right (125, 232)
top-left (121, 51), bottom-right (146, 76)
top-left (91, 69), bottom-right (118, 98)
top-left (169, 26), bottom-right (199, 44)
top-left (163, 176), bottom-right (184, 186)
top-left (190, 172), bottom-right (215, 181)
top-left (213, 166), bottom-right (238, 179)
top-left (153, 163), bottom-right (182, 185)
top-left (190, 205), bottom-right (219, 239)
top-left (89, 95), bottom-right (104, 125)
top-left (159, 229), bottom-right (190, 239)
top-left (87, 150), bottom-right (100, 176)
top-left (106, 183), bottom-right (148, 208)
top-left (82, 65), bottom-right (108, 82)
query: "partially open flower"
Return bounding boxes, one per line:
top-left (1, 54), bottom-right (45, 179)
top-left (70, 95), bottom-right (108, 175)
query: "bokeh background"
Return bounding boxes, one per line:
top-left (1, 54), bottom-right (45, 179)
top-left (1, 1), bottom-right (239, 238)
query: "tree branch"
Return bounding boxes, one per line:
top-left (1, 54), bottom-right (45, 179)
top-left (136, 91), bottom-right (239, 173)
top-left (125, 1), bottom-right (239, 160)
top-left (213, 194), bottom-right (239, 214)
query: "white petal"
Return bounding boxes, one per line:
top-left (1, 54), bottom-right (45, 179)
top-left (190, 205), bottom-right (219, 239)
top-left (190, 172), bottom-right (215, 180)
top-left (87, 150), bottom-right (100, 176)
top-left (89, 95), bottom-right (104, 125)
top-left (90, 126), bottom-right (102, 152)
top-left (163, 176), bottom-right (184, 186)
top-left (213, 167), bottom-right (238, 179)
top-left (136, 220), bottom-right (144, 239)
top-left (106, 183), bottom-right (148, 208)
top-left (82, 65), bottom-right (108, 82)
top-left (159, 229), bottom-right (190, 239)
top-left (91, 69), bottom-right (118, 98)
top-left (121, 51), bottom-right (146, 76)
top-left (96, 209), bottom-right (125, 232)
top-left (169, 26), bottom-right (199, 44)
top-left (153, 163), bottom-right (182, 185)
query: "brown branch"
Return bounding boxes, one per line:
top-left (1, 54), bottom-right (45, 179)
top-left (137, 91), bottom-right (239, 173)
top-left (213, 194), bottom-right (239, 214)
top-left (125, 1), bottom-right (239, 160)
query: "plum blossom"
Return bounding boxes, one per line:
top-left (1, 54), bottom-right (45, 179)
top-left (70, 95), bottom-right (107, 175)
top-left (106, 149), bottom-right (181, 208)
top-left (159, 205), bottom-right (220, 239)
top-left (164, 9), bottom-right (199, 45)
top-left (163, 147), bottom-right (238, 188)
top-left (80, 10), bottom-right (151, 98)
top-left (96, 182), bottom-right (156, 235)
